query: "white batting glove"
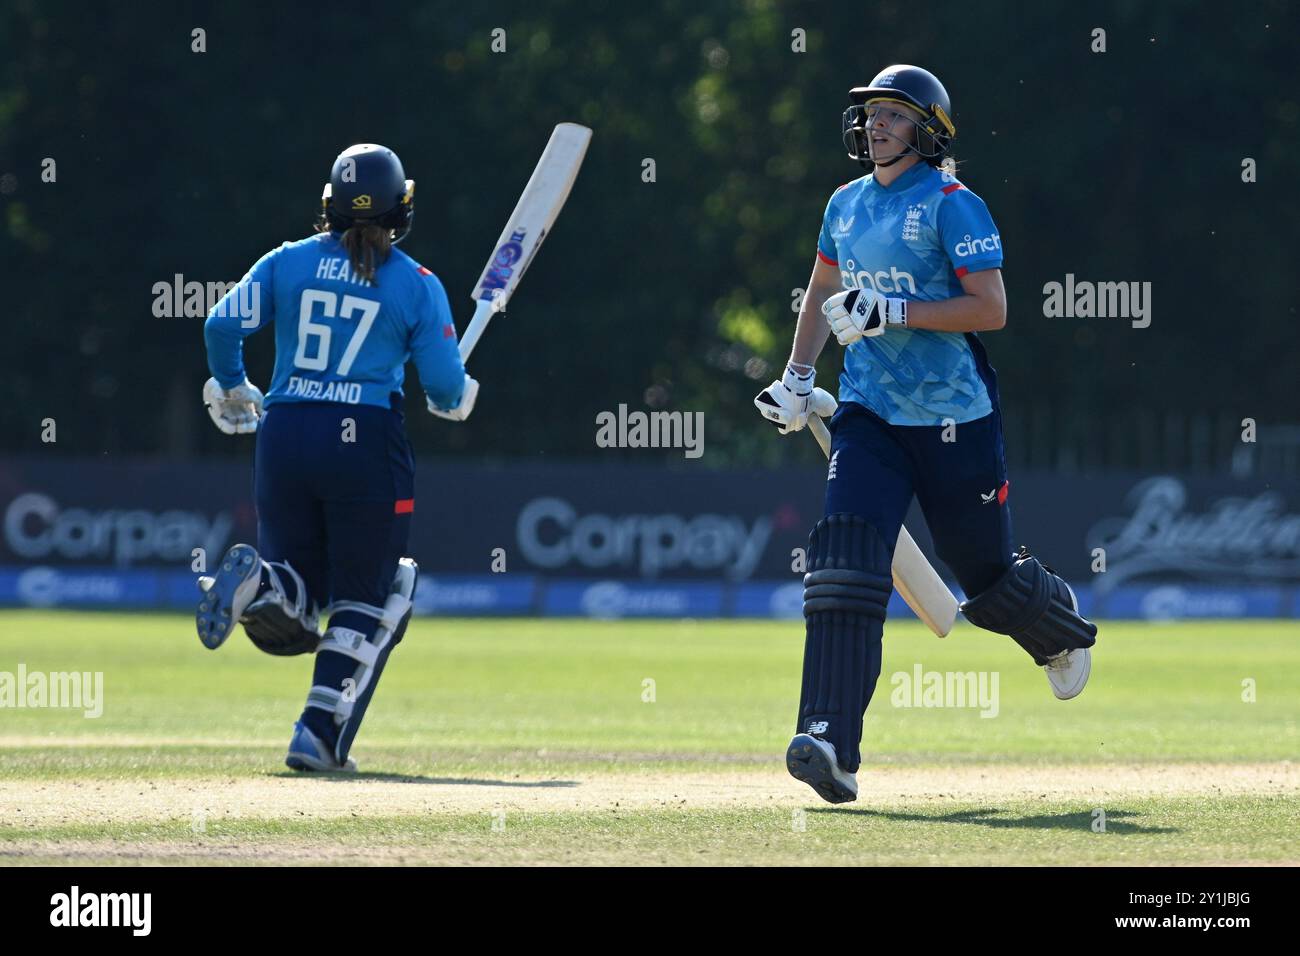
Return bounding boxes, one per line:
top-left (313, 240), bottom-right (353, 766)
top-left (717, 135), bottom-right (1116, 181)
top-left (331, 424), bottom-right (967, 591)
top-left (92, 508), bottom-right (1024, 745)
top-left (427, 375), bottom-right (480, 422)
top-left (754, 365), bottom-right (837, 435)
top-left (823, 288), bottom-right (907, 346)
top-left (203, 377), bottom-right (264, 435)
top-left (809, 387), bottom-right (837, 420)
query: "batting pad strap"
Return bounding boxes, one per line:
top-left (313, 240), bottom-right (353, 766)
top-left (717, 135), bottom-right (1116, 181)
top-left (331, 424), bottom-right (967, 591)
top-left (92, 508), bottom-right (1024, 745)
top-left (262, 560), bottom-right (311, 621)
top-left (329, 596), bottom-right (410, 633)
top-left (317, 627), bottom-right (380, 666)
top-left (306, 685), bottom-right (343, 713)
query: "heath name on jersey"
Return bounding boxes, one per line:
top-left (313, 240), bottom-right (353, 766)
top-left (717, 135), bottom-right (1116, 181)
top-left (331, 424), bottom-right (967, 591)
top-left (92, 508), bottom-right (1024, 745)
top-left (817, 163), bottom-right (1004, 427)
top-left (314, 256), bottom-right (377, 288)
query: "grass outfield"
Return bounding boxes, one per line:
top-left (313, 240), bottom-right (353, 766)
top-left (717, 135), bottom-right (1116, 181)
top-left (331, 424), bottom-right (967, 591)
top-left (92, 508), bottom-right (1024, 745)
top-left (0, 611), bottom-right (1296, 865)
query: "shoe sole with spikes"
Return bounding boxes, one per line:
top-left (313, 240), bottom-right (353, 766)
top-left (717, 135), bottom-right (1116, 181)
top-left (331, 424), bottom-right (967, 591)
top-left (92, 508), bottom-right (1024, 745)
top-left (196, 544), bottom-right (261, 650)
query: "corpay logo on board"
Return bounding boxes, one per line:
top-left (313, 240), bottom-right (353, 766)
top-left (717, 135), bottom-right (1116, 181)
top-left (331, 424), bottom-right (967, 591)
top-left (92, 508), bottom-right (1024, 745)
top-left (516, 497), bottom-right (771, 580)
top-left (4, 492), bottom-right (231, 566)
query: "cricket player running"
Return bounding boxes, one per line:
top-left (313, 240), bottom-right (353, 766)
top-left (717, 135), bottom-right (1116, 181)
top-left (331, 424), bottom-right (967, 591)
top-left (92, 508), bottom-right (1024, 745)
top-left (755, 66), bottom-right (1097, 804)
top-left (197, 144), bottom-right (477, 771)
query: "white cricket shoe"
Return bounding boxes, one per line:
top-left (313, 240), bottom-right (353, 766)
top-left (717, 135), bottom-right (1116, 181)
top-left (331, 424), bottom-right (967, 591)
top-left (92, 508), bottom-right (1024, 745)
top-left (1044, 647), bottom-right (1091, 699)
top-left (1044, 580), bottom-right (1092, 699)
top-left (786, 733), bottom-right (858, 804)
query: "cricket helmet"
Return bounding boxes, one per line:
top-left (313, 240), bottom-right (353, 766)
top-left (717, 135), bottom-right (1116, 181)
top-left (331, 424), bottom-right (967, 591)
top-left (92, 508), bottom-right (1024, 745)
top-left (320, 143), bottom-right (415, 243)
top-left (842, 65), bottom-right (956, 168)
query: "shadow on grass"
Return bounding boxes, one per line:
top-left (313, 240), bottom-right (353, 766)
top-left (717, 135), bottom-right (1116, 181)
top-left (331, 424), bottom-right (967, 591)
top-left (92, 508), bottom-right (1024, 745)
top-left (266, 771), bottom-right (579, 788)
top-left (811, 806), bottom-right (1174, 835)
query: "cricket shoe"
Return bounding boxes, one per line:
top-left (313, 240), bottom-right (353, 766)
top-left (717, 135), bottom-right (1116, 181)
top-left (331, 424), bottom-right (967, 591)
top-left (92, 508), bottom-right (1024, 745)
top-left (786, 733), bottom-right (858, 804)
top-left (285, 720), bottom-right (357, 773)
top-left (1044, 648), bottom-right (1091, 699)
top-left (195, 543), bottom-right (262, 651)
top-left (1043, 580), bottom-right (1091, 700)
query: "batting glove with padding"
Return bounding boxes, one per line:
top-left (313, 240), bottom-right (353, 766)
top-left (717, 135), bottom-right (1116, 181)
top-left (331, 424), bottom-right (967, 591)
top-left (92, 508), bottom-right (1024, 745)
top-left (754, 364), bottom-right (838, 435)
top-left (203, 377), bottom-right (264, 435)
top-left (427, 375), bottom-right (480, 422)
top-left (823, 287), bottom-right (907, 346)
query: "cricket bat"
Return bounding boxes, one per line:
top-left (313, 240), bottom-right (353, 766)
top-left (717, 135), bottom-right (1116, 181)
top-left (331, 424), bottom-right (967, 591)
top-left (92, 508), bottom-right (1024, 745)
top-left (459, 122), bottom-right (593, 363)
top-left (807, 413), bottom-right (959, 638)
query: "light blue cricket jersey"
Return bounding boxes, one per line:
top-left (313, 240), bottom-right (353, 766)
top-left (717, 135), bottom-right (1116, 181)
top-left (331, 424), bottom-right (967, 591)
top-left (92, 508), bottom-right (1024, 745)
top-left (204, 232), bottom-right (466, 411)
top-left (817, 162), bottom-right (1003, 425)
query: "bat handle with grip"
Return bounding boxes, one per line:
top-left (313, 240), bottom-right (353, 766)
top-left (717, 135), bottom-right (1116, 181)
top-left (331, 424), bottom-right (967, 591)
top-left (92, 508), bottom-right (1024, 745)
top-left (808, 414), bottom-right (833, 459)
top-left (458, 298), bottom-right (498, 364)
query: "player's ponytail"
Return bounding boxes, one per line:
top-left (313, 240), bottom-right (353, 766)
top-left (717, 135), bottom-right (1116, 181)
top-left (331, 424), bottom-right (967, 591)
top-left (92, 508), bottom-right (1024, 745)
top-left (336, 223), bottom-right (392, 286)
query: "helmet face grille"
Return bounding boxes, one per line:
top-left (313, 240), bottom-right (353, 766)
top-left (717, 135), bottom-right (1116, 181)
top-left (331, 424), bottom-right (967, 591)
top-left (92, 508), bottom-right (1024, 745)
top-left (842, 102), bottom-right (951, 165)
top-left (844, 66), bottom-right (955, 166)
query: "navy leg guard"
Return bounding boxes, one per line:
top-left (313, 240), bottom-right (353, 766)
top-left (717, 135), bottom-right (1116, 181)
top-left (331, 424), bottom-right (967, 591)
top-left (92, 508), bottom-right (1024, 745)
top-left (243, 560), bottom-right (322, 656)
top-left (796, 514), bottom-right (892, 774)
top-left (960, 548), bottom-right (1097, 665)
top-left (195, 546), bottom-right (322, 655)
top-left (300, 558), bottom-right (418, 767)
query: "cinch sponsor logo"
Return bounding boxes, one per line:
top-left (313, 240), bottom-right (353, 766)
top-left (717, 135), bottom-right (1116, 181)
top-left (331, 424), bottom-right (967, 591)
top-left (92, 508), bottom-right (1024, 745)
top-left (516, 497), bottom-right (771, 580)
top-left (285, 376), bottom-right (363, 403)
top-left (3, 492), bottom-right (231, 566)
top-left (50, 886), bottom-right (151, 936)
top-left (953, 232), bottom-right (1001, 257)
top-left (840, 258), bottom-right (916, 295)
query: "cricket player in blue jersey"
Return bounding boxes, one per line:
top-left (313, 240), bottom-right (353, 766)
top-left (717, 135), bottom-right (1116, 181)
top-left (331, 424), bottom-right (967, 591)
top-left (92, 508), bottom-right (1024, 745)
top-left (197, 143), bottom-right (477, 772)
top-left (755, 66), bottom-right (1097, 804)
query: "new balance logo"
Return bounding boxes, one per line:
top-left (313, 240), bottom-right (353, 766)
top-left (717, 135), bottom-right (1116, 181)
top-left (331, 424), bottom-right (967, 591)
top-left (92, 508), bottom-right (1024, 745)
top-left (827, 449), bottom-right (840, 480)
top-left (807, 720), bottom-right (829, 734)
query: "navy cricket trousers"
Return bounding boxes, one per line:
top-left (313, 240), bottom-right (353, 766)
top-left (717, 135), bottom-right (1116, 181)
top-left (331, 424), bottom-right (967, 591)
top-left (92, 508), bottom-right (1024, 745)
top-left (254, 401), bottom-right (415, 613)
top-left (824, 401), bottom-right (1014, 598)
